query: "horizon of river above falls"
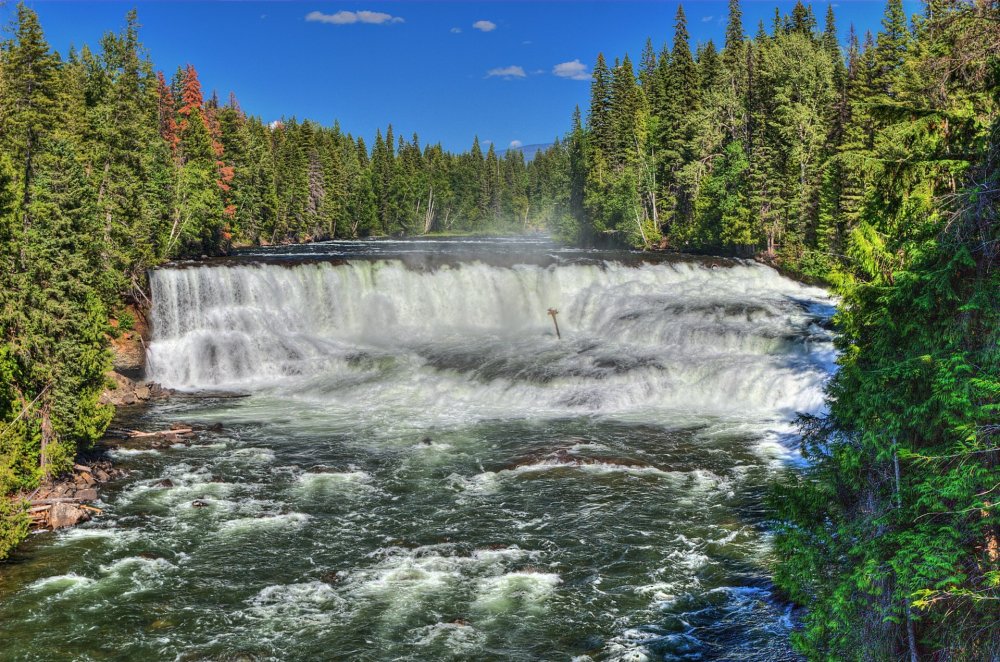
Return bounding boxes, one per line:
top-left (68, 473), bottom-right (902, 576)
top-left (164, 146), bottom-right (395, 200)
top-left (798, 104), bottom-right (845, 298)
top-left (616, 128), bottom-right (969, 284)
top-left (0, 237), bottom-right (837, 661)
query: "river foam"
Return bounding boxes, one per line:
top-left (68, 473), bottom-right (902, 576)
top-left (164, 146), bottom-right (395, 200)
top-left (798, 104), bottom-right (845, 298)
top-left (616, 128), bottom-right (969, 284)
top-left (0, 247), bottom-right (835, 661)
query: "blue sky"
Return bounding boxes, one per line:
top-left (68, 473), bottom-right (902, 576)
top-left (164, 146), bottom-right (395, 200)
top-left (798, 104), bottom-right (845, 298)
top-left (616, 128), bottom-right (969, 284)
top-left (19, 1), bottom-right (904, 152)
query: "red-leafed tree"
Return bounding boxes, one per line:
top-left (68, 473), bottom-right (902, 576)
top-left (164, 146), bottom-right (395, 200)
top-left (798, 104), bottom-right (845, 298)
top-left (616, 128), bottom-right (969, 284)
top-left (178, 63), bottom-right (203, 123)
top-left (171, 64), bottom-right (236, 224)
top-left (156, 71), bottom-right (179, 157)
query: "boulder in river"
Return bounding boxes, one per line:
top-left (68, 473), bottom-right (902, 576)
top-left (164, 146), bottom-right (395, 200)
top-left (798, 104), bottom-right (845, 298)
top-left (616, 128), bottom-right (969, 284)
top-left (48, 503), bottom-right (91, 529)
top-left (75, 488), bottom-right (99, 502)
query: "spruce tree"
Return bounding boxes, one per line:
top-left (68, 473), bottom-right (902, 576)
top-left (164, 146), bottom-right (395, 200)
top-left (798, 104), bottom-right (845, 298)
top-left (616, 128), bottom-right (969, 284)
top-left (0, 3), bottom-right (58, 216)
top-left (723, 0), bottom-right (744, 66)
top-left (588, 53), bottom-right (613, 159)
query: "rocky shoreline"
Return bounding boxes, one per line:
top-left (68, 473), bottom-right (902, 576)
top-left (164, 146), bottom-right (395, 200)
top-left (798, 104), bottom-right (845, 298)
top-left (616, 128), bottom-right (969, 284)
top-left (16, 304), bottom-right (172, 534)
top-left (24, 459), bottom-right (127, 530)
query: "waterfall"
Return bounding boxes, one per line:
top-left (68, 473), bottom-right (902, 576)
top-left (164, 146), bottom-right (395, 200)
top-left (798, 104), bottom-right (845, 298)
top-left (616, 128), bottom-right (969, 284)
top-left (148, 259), bottom-right (835, 422)
top-left (8, 249), bottom-right (840, 661)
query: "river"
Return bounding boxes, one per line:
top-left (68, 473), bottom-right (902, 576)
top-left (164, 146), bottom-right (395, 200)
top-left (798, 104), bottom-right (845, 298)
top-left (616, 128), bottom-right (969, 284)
top-left (0, 237), bottom-right (836, 661)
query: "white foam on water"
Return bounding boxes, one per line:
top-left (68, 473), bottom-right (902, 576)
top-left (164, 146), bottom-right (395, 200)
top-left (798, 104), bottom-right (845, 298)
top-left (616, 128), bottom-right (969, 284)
top-left (219, 512), bottom-right (310, 533)
top-left (26, 556), bottom-right (178, 601)
top-left (635, 581), bottom-right (679, 606)
top-left (602, 627), bottom-right (659, 662)
top-left (116, 464), bottom-right (238, 508)
top-left (55, 526), bottom-right (139, 547)
top-left (409, 621), bottom-right (487, 654)
top-left (26, 573), bottom-right (97, 594)
top-left (338, 544), bottom-right (550, 627)
top-left (228, 447), bottom-right (277, 463)
top-left (469, 546), bottom-right (537, 565)
top-left (106, 448), bottom-right (161, 458)
top-left (244, 581), bottom-right (346, 627)
top-left (452, 460), bottom-right (725, 500)
top-left (295, 470), bottom-right (373, 490)
top-left (99, 555), bottom-right (175, 573)
top-left (345, 555), bottom-right (458, 625)
top-left (471, 571), bottom-right (562, 614)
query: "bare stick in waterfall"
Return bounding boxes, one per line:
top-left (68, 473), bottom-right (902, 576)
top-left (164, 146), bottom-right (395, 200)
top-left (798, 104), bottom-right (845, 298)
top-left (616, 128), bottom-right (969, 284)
top-left (547, 308), bottom-right (561, 339)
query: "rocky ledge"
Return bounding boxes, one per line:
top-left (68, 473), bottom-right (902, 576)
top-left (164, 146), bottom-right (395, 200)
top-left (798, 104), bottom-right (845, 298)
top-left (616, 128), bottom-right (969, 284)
top-left (25, 460), bottom-right (127, 530)
top-left (23, 424), bottom-right (210, 531)
top-left (100, 370), bottom-right (171, 406)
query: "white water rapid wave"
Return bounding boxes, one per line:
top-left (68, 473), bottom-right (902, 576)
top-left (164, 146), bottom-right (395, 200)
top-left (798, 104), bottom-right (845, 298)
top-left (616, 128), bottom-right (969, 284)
top-left (147, 259), bottom-right (835, 426)
top-left (3, 250), bottom-right (839, 660)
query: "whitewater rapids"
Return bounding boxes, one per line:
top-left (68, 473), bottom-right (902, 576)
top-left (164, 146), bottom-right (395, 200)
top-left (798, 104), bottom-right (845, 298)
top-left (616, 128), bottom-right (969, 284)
top-left (0, 243), bottom-right (835, 661)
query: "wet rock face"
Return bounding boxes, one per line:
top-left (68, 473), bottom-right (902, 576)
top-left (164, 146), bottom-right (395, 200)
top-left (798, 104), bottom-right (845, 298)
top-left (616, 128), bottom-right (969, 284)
top-left (27, 459), bottom-right (124, 531)
top-left (48, 503), bottom-right (91, 529)
top-left (111, 331), bottom-right (147, 378)
top-left (109, 306), bottom-right (150, 380)
top-left (75, 488), bottom-right (99, 502)
top-left (101, 305), bottom-right (176, 407)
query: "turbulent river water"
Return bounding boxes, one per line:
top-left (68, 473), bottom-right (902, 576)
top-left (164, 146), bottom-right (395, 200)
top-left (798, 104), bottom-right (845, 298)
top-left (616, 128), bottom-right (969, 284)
top-left (0, 237), bottom-right (837, 661)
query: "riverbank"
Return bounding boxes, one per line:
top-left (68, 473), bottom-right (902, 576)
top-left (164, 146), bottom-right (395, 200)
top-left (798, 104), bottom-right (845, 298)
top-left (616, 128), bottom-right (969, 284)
top-left (3, 304), bottom-right (173, 541)
top-left (0, 242), bottom-right (835, 659)
top-left (2, 237), bottom-right (833, 556)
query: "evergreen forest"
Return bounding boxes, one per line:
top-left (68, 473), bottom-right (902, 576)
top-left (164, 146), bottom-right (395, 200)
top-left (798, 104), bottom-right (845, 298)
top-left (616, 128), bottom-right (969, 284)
top-left (0, 1), bottom-right (997, 658)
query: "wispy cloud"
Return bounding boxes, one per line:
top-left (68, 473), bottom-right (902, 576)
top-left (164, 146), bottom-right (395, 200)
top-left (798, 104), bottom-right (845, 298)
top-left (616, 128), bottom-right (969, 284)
top-left (702, 15), bottom-right (714, 22)
top-left (509, 140), bottom-right (523, 149)
top-left (473, 19), bottom-right (497, 32)
top-left (305, 10), bottom-right (404, 25)
top-left (486, 65), bottom-right (526, 79)
top-left (553, 59), bottom-right (590, 81)
top-left (450, 27), bottom-right (462, 33)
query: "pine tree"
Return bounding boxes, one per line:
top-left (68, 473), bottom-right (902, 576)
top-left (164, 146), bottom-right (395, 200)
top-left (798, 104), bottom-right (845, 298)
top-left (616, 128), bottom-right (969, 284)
top-left (789, 1), bottom-right (817, 36)
top-left (822, 4), bottom-right (839, 54)
top-left (723, 0), bottom-right (744, 69)
top-left (588, 53), bottom-right (614, 159)
top-left (639, 38), bottom-right (660, 112)
top-left (0, 3), bottom-right (58, 217)
top-left (873, 0), bottom-right (909, 96)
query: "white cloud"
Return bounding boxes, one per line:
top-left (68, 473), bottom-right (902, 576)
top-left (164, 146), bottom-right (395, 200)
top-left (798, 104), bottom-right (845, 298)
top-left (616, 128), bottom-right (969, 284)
top-left (702, 15), bottom-right (714, 22)
top-left (509, 140), bottom-right (523, 149)
top-left (553, 59), bottom-right (590, 81)
top-left (305, 10), bottom-right (404, 25)
top-left (486, 65), bottom-right (526, 79)
top-left (450, 27), bottom-right (462, 33)
top-left (473, 19), bottom-right (497, 32)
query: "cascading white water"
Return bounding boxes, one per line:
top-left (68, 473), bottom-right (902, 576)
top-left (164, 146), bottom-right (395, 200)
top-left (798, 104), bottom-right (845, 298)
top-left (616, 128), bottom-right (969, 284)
top-left (6, 247), bottom-right (839, 661)
top-left (148, 259), bottom-right (835, 424)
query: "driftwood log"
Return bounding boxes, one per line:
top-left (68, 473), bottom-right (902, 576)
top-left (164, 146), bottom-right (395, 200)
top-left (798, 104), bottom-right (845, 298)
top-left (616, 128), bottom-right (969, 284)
top-left (128, 428), bottom-right (193, 438)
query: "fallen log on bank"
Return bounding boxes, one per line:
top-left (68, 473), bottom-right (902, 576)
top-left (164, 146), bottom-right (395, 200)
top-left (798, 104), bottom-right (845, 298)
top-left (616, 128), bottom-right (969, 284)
top-left (127, 428), bottom-right (193, 438)
top-left (29, 497), bottom-right (93, 506)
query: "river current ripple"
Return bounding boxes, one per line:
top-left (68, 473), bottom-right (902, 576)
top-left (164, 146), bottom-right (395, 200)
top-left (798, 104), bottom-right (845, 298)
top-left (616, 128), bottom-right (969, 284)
top-left (0, 238), bottom-right (835, 661)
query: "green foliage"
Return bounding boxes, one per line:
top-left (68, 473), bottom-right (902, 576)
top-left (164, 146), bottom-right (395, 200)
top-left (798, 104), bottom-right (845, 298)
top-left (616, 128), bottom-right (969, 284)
top-left (769, 3), bottom-right (1000, 658)
top-left (0, 495), bottom-right (28, 561)
top-left (0, 2), bottom-right (575, 560)
top-left (562, 0), bottom-right (981, 284)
